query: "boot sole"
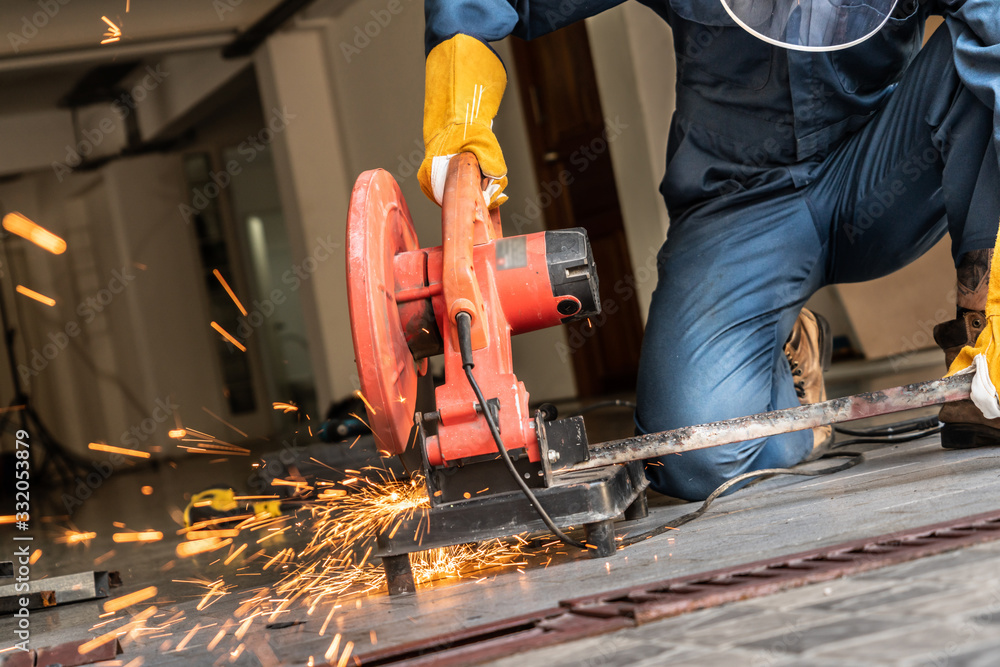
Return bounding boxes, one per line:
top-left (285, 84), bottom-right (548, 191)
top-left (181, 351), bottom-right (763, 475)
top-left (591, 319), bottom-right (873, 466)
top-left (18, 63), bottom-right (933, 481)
top-left (941, 423), bottom-right (1000, 449)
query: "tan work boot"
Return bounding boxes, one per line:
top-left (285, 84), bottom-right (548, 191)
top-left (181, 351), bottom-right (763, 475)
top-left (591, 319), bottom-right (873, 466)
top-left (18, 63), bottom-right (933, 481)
top-left (784, 308), bottom-right (834, 456)
top-left (934, 311), bottom-right (1000, 448)
top-left (935, 248), bottom-right (1000, 449)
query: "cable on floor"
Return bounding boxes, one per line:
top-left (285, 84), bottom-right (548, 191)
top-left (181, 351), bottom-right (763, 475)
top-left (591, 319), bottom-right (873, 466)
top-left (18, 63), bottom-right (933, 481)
top-left (617, 452), bottom-right (864, 546)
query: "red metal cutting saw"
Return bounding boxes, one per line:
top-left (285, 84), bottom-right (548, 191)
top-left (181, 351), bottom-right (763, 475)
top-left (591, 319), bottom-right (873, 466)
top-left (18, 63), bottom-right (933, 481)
top-left (346, 154), bottom-right (649, 592)
top-left (347, 152), bottom-right (603, 477)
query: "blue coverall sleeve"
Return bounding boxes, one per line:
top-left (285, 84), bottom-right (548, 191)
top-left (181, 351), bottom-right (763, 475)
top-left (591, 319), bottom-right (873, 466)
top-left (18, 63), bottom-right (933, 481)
top-left (939, 0), bottom-right (1000, 173)
top-left (424, 0), bottom-right (627, 54)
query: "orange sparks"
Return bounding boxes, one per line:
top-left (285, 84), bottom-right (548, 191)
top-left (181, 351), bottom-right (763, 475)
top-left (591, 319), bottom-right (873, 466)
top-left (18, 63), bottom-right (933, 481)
top-left (272, 402), bottom-right (299, 413)
top-left (88, 442), bottom-right (150, 459)
top-left (2, 212), bottom-right (66, 254)
top-left (207, 627), bottom-right (228, 652)
top-left (80, 606), bottom-right (156, 655)
top-left (77, 631), bottom-right (118, 655)
top-left (223, 543), bottom-right (248, 565)
top-left (210, 322), bottom-right (246, 352)
top-left (168, 429), bottom-right (187, 439)
top-left (15, 285), bottom-right (55, 307)
top-left (112, 531), bottom-right (162, 543)
top-left (101, 15), bottom-right (121, 44)
top-left (354, 390), bottom-right (376, 416)
top-left (141, 486), bottom-right (154, 496)
top-left (202, 406), bottom-right (249, 437)
top-left (324, 634), bottom-right (341, 661)
top-left (175, 623), bottom-right (202, 651)
top-left (319, 609), bottom-right (335, 636)
top-left (0, 516), bottom-right (16, 524)
top-left (56, 531), bottom-right (97, 544)
top-left (94, 550), bottom-right (116, 565)
top-left (29, 549), bottom-right (41, 565)
top-left (213, 269), bottom-right (248, 316)
top-left (234, 616), bottom-right (254, 640)
top-left (186, 529), bottom-right (240, 540)
top-left (335, 641), bottom-right (354, 667)
top-left (177, 537), bottom-right (231, 558)
top-left (103, 586), bottom-right (157, 612)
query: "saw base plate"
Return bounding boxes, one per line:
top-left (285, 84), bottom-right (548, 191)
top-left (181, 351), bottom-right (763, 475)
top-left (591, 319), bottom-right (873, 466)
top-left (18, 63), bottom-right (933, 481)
top-left (376, 461), bottom-right (648, 595)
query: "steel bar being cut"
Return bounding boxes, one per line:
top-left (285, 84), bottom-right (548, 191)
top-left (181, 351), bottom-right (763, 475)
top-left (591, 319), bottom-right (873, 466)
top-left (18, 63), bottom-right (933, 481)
top-left (559, 372), bottom-right (974, 473)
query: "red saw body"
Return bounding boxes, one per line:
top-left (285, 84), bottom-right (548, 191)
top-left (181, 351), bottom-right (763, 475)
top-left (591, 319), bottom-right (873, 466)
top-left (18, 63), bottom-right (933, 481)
top-left (347, 154), bottom-right (600, 475)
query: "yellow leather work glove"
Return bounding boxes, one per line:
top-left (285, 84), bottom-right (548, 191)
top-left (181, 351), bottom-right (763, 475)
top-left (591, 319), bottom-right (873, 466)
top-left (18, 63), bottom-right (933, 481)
top-left (419, 34), bottom-right (509, 209)
top-left (947, 218), bottom-right (1000, 419)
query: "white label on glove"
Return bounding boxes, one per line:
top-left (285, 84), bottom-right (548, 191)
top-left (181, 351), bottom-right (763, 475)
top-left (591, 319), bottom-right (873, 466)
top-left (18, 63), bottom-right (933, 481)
top-left (432, 154), bottom-right (504, 208)
top-left (430, 153), bottom-right (457, 205)
top-left (483, 180), bottom-right (504, 207)
top-left (970, 353), bottom-right (1000, 420)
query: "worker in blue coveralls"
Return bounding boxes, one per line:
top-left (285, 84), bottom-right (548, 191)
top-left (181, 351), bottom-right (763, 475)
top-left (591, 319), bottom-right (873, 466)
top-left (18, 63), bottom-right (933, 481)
top-left (417, 0), bottom-right (1000, 501)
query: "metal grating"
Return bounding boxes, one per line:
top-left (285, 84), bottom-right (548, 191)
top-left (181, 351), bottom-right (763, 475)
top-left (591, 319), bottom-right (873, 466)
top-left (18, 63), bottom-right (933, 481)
top-left (348, 508), bottom-right (1000, 667)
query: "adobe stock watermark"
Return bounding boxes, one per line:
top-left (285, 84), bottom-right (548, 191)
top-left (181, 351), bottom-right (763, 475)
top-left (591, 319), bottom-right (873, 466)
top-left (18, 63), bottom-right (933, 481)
top-left (750, 617), bottom-right (810, 667)
top-left (506, 115), bottom-right (629, 234)
top-left (7, 0), bottom-right (72, 54)
top-left (178, 107), bottom-right (296, 224)
top-left (17, 266), bottom-right (138, 383)
top-left (339, 0), bottom-right (417, 63)
top-left (51, 65), bottom-right (170, 182)
top-left (842, 144), bottom-right (943, 245)
top-left (61, 396), bottom-right (180, 514)
top-left (539, 0), bottom-right (602, 31)
top-left (925, 586), bottom-right (1000, 667)
top-left (213, 0), bottom-right (249, 20)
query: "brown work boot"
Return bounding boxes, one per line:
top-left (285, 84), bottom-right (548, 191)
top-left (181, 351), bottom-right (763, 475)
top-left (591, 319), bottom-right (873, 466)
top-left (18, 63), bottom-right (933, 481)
top-left (935, 248), bottom-right (1000, 449)
top-left (784, 308), bottom-right (834, 456)
top-left (934, 311), bottom-right (1000, 448)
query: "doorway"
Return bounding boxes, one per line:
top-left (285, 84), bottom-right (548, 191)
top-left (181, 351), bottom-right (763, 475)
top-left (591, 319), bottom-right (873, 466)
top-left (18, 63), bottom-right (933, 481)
top-left (510, 24), bottom-right (644, 397)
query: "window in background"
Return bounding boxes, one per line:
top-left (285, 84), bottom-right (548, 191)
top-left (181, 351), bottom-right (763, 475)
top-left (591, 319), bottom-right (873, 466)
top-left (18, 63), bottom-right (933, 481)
top-left (182, 152), bottom-right (257, 414)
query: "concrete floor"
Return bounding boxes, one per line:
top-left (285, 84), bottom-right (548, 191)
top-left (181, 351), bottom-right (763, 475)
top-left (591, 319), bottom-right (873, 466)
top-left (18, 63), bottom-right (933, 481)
top-left (4, 394), bottom-right (1000, 665)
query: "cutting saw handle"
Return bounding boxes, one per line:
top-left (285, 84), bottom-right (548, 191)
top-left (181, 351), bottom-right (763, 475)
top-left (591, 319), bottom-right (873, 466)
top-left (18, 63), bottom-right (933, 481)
top-left (441, 152), bottom-right (496, 351)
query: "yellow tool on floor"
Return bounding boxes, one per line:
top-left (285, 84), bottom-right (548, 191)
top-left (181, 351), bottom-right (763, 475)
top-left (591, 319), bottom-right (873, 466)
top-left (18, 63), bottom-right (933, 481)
top-left (182, 487), bottom-right (283, 529)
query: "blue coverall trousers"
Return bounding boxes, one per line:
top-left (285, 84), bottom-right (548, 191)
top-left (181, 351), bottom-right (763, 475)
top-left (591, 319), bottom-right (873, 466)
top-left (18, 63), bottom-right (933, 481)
top-left (636, 28), bottom-right (1000, 501)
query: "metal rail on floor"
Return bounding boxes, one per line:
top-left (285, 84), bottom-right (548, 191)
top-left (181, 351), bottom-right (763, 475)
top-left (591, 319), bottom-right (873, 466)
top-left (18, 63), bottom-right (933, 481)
top-left (348, 507), bottom-right (1000, 667)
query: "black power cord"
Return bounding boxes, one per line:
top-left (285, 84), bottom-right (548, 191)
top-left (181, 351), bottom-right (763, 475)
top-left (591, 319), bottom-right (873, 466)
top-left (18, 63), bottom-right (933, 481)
top-left (455, 312), bottom-right (587, 551)
top-left (834, 415), bottom-right (940, 438)
top-left (617, 453), bottom-right (863, 546)
top-left (832, 416), bottom-right (942, 448)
